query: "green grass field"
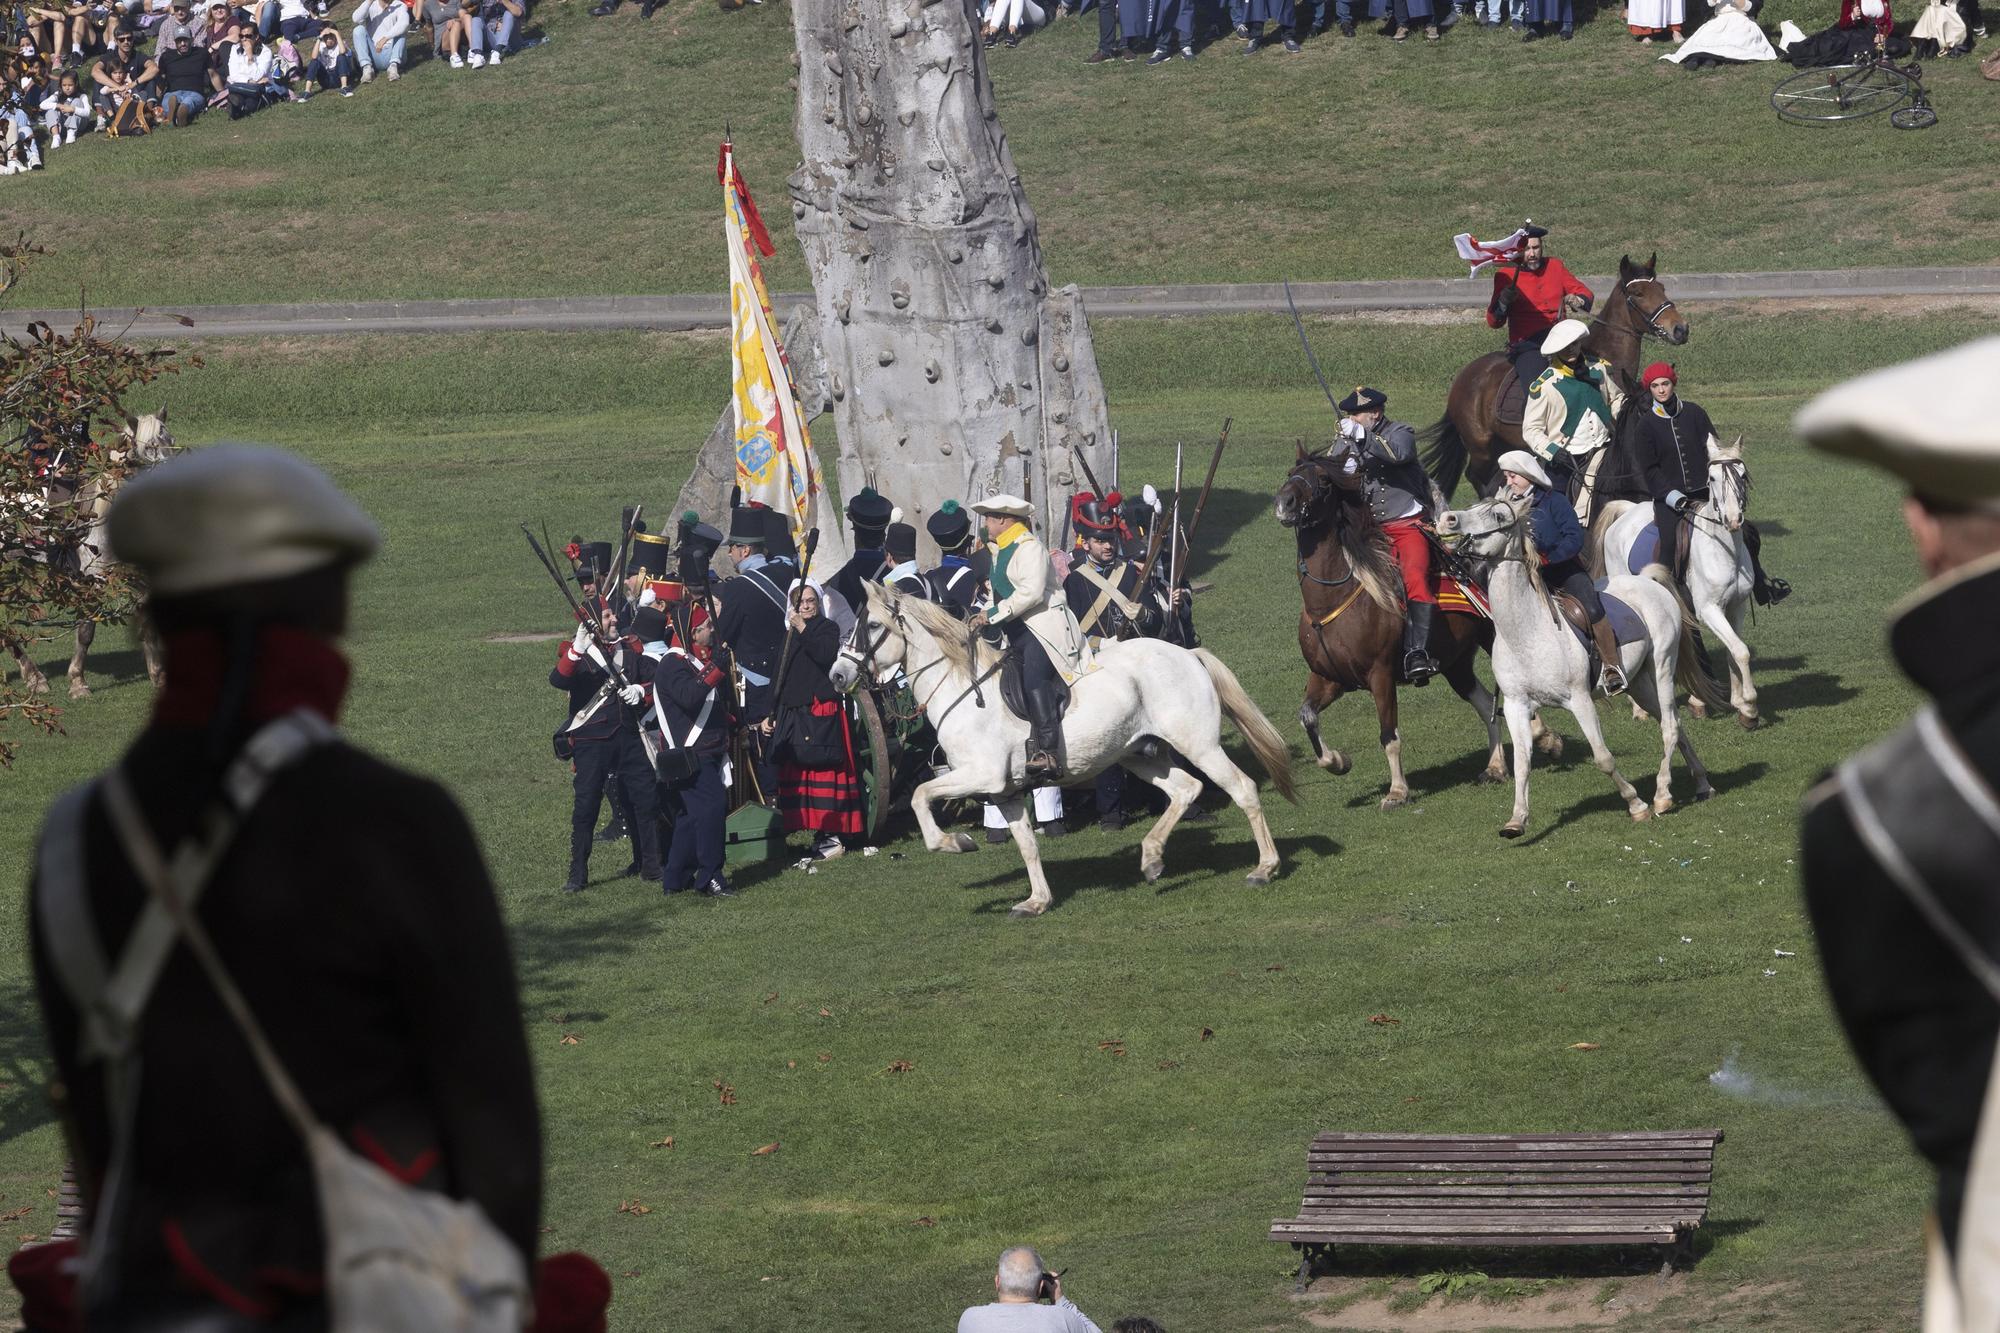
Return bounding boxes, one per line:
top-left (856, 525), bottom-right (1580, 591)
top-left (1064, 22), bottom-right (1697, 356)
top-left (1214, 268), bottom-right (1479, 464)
top-left (3, 306), bottom-right (1995, 1329)
top-left (1, 0), bottom-right (1997, 310)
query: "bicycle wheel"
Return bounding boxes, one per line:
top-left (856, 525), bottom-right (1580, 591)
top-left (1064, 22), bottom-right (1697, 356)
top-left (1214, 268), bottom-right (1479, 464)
top-left (1772, 62), bottom-right (1914, 122)
top-left (1891, 103), bottom-right (1938, 129)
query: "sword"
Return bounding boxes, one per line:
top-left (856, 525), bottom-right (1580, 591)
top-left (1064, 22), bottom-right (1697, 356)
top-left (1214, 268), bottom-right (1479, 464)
top-left (1166, 442), bottom-right (1183, 641)
top-left (1283, 280), bottom-right (1342, 422)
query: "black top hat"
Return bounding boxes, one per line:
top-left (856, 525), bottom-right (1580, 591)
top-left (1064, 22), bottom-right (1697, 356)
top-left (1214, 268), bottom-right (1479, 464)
top-left (631, 605), bottom-right (669, 644)
top-left (927, 499), bottom-right (972, 551)
top-left (884, 522), bottom-right (917, 562)
top-left (677, 513), bottom-right (722, 582)
top-left (763, 509), bottom-right (799, 565)
top-left (847, 486), bottom-right (894, 533)
top-left (629, 530), bottom-right (671, 578)
top-left (572, 540), bottom-right (613, 583)
top-left (727, 507), bottom-right (768, 547)
top-left (1337, 386), bottom-right (1387, 415)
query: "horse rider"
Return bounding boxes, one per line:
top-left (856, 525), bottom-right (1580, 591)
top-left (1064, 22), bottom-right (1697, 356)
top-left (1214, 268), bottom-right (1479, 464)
top-left (923, 500), bottom-right (982, 618)
top-left (1636, 362), bottom-right (1790, 606)
top-left (1065, 491), bottom-right (1160, 829)
top-left (966, 493), bottom-right (1066, 782)
top-left (1497, 448), bottom-right (1628, 695)
top-left (1794, 338), bottom-right (2000, 1323)
top-left (714, 506), bottom-right (788, 803)
top-left (1524, 318), bottom-right (1627, 527)
top-left (884, 521), bottom-right (929, 599)
top-left (826, 486), bottom-right (897, 626)
top-left (1337, 386), bottom-right (1441, 686)
top-left (1486, 223), bottom-right (1595, 390)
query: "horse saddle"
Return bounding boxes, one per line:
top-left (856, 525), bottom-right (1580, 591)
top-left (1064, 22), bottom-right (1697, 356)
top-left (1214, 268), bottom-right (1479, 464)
top-left (1496, 369), bottom-right (1527, 428)
top-left (1553, 589), bottom-right (1646, 656)
top-left (996, 650), bottom-right (1072, 726)
top-left (1626, 517), bottom-right (1694, 583)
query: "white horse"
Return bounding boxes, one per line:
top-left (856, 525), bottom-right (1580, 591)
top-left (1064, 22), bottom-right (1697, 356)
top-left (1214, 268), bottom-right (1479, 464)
top-left (829, 584), bottom-right (1297, 917)
top-left (1592, 435), bottom-right (1759, 729)
top-left (1437, 494), bottom-right (1729, 838)
top-left (4, 408), bottom-right (175, 698)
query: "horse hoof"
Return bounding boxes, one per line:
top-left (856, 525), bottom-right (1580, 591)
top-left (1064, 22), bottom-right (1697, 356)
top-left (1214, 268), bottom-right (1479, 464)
top-left (1379, 794), bottom-right (1407, 812)
top-left (1326, 751), bottom-right (1352, 776)
top-left (1499, 822), bottom-right (1525, 839)
top-left (67, 682), bottom-right (91, 701)
top-left (1142, 861), bottom-right (1164, 883)
top-left (1008, 901), bottom-right (1046, 919)
top-left (1475, 768), bottom-right (1504, 785)
top-left (1738, 711), bottom-right (1760, 732)
top-left (1245, 868), bottom-right (1274, 886)
top-left (1694, 786), bottom-right (1715, 802)
top-left (1630, 805), bottom-right (1652, 822)
top-left (26, 678), bottom-right (50, 696)
top-left (944, 832), bottom-right (977, 853)
top-left (1653, 798), bottom-right (1675, 817)
top-left (1630, 702), bottom-right (1648, 722)
top-left (1535, 735), bottom-right (1564, 757)
top-left (1689, 699), bottom-right (1710, 720)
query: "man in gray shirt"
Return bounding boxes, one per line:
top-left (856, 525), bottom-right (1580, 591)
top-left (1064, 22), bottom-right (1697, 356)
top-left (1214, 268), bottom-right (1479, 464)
top-left (957, 1247), bottom-right (1102, 1333)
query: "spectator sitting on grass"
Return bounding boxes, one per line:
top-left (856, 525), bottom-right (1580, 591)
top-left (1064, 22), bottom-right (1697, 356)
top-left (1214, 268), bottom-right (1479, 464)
top-left (958, 1248), bottom-right (1102, 1333)
top-left (39, 66), bottom-right (91, 144)
top-left (1, 75), bottom-right (44, 173)
top-left (153, 0), bottom-right (194, 50)
top-left (424, 0), bottom-right (477, 66)
top-left (92, 30), bottom-right (157, 120)
top-left (351, 0), bottom-right (406, 80)
top-left (223, 26), bottom-right (276, 115)
top-left (465, 0), bottom-right (522, 61)
top-left (300, 24), bottom-right (356, 91)
top-left (155, 24), bottom-right (218, 121)
top-left (195, 0), bottom-right (241, 46)
top-left (265, 0), bottom-right (328, 45)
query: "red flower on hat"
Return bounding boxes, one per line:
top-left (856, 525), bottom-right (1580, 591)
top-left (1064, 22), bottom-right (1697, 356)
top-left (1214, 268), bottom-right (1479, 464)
top-left (564, 542), bottom-right (582, 561)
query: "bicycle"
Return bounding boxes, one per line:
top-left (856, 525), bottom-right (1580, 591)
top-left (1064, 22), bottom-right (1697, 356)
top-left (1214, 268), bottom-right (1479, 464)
top-left (1771, 51), bottom-right (1938, 128)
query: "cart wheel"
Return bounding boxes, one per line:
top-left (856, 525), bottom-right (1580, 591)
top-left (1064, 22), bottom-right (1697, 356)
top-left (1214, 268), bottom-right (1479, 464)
top-left (855, 688), bottom-right (894, 842)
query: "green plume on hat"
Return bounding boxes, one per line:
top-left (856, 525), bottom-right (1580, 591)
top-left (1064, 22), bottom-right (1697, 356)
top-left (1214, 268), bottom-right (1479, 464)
top-left (681, 510), bottom-right (700, 527)
top-left (938, 499), bottom-right (961, 515)
top-left (856, 487), bottom-right (880, 502)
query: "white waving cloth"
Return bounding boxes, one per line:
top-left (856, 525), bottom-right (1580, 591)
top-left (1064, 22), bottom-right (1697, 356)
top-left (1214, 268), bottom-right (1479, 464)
top-left (1912, 0), bottom-right (1967, 47)
top-left (1664, 0), bottom-right (1777, 60)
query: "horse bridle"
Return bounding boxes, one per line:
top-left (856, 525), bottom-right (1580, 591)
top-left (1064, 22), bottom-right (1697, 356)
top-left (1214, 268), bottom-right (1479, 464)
top-left (837, 598), bottom-right (989, 724)
top-left (1619, 275), bottom-right (1678, 340)
top-left (1283, 453), bottom-right (1366, 589)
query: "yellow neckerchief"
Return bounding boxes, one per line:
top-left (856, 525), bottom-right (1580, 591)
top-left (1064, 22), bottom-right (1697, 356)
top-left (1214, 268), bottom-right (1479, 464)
top-left (1552, 357), bottom-right (1603, 385)
top-left (992, 521), bottom-right (1029, 551)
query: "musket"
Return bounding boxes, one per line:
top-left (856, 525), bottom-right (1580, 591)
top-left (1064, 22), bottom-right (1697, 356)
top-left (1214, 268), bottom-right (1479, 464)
top-left (1166, 442), bottom-right (1184, 641)
top-left (523, 524), bottom-right (636, 696)
top-left (609, 502), bottom-right (644, 608)
top-left (1129, 449), bottom-right (1177, 593)
top-left (1179, 417), bottom-right (1231, 562)
top-left (1283, 280), bottom-right (1342, 421)
top-left (766, 527), bottom-right (820, 705)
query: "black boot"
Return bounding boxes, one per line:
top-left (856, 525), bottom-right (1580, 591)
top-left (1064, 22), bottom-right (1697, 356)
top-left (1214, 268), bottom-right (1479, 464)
top-left (1744, 523), bottom-right (1791, 605)
top-left (1024, 686), bottom-right (1065, 781)
top-left (564, 822), bottom-right (592, 893)
top-left (1402, 602), bottom-right (1438, 686)
top-left (561, 863), bottom-right (586, 893)
top-left (595, 785), bottom-right (628, 843)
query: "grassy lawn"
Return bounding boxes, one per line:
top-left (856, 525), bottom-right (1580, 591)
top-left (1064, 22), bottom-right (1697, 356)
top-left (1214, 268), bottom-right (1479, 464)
top-left (1, 0), bottom-right (1998, 310)
top-left (3, 306), bottom-right (1995, 1328)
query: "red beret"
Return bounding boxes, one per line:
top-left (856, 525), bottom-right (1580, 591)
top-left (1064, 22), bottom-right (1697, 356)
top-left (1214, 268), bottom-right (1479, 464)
top-left (1641, 361), bottom-right (1677, 385)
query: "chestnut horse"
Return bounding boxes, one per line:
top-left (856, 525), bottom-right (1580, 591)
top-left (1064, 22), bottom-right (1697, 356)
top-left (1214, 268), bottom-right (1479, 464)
top-left (1275, 446), bottom-right (1525, 811)
top-left (1419, 254), bottom-right (1691, 500)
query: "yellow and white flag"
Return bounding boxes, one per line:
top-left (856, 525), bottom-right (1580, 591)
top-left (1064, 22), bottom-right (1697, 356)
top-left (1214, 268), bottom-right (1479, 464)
top-left (721, 140), bottom-right (818, 549)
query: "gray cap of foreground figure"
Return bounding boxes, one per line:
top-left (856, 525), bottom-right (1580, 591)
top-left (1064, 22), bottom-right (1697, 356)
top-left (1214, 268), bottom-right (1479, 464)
top-left (1794, 337), bottom-right (2000, 505)
top-left (106, 444), bottom-right (381, 595)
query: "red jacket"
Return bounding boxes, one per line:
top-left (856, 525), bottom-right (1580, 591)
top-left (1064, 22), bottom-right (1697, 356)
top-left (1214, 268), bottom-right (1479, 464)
top-left (1486, 258), bottom-right (1594, 344)
top-left (1839, 0), bottom-right (1892, 35)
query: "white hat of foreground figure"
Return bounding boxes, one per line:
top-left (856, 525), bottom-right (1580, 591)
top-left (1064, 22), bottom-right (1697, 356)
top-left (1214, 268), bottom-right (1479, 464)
top-left (970, 493), bottom-right (1034, 520)
top-left (1540, 318), bottom-right (1592, 358)
top-left (1496, 450), bottom-right (1555, 491)
top-left (1794, 337), bottom-right (2000, 505)
top-left (107, 444), bottom-right (381, 595)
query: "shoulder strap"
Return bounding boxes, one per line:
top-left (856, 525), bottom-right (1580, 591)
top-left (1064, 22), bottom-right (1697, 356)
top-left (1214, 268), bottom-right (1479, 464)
top-left (1838, 706), bottom-right (2000, 1004)
top-left (743, 568), bottom-right (788, 612)
top-left (652, 651), bottom-right (717, 750)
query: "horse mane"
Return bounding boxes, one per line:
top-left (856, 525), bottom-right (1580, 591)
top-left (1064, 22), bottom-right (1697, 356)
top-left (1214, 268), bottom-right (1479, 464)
top-left (1333, 493), bottom-right (1404, 615)
top-left (1513, 501), bottom-right (1550, 602)
top-left (873, 584), bottom-right (1004, 676)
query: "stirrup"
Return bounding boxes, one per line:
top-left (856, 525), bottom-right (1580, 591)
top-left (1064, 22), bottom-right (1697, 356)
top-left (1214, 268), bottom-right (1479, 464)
top-left (1754, 576), bottom-right (1791, 606)
top-left (1598, 667), bottom-right (1627, 696)
top-left (1026, 749), bottom-right (1061, 778)
top-left (1404, 652), bottom-right (1437, 685)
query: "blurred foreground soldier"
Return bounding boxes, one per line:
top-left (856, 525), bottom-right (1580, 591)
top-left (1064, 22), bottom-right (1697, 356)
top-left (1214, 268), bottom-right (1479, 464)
top-left (22, 446), bottom-right (546, 1328)
top-left (1794, 338), bottom-right (2000, 1331)
top-left (924, 500), bottom-right (982, 618)
top-left (958, 1245), bottom-right (1102, 1332)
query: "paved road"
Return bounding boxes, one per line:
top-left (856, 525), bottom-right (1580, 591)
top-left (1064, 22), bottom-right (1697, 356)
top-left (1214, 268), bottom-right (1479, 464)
top-left (12, 266), bottom-right (1998, 339)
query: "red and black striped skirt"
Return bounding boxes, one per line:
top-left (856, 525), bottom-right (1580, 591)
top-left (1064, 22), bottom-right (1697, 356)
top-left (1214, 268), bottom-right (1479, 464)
top-left (778, 698), bottom-right (864, 836)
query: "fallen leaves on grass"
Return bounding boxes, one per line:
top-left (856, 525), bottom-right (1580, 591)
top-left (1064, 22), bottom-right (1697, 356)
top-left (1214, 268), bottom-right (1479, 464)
top-left (786, 1060), bottom-right (797, 1069)
top-left (750, 1142), bottom-right (780, 1156)
top-left (1096, 1039), bottom-right (1126, 1057)
top-left (1368, 1014), bottom-right (1401, 1026)
top-left (616, 1200), bottom-right (653, 1216)
top-left (763, 993), bottom-right (779, 1004)
top-left (1568, 1042), bottom-right (1601, 1051)
top-left (914, 1216), bottom-right (936, 1227)
top-left (0, 1205), bottom-right (31, 1223)
top-left (649, 1137), bottom-right (675, 1150)
top-left (621, 1270), bottom-right (640, 1278)
top-left (816, 1052), bottom-right (831, 1063)
top-left (714, 1081), bottom-right (737, 1106)
top-left (558, 1034), bottom-right (581, 1046)
top-left (1200, 1027), bottom-right (1214, 1041)
top-left (1157, 1060), bottom-right (1180, 1070)
top-left (1266, 964), bottom-right (1285, 972)
top-left (883, 1060), bottom-right (915, 1074)
top-left (818, 1008), bottom-right (832, 1018)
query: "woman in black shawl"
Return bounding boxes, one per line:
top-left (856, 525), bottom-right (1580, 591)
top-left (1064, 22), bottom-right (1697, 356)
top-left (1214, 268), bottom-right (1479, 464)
top-left (759, 581), bottom-right (863, 859)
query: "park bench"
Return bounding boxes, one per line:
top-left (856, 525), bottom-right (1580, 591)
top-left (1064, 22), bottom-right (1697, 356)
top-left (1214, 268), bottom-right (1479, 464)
top-left (1269, 1129), bottom-right (1724, 1289)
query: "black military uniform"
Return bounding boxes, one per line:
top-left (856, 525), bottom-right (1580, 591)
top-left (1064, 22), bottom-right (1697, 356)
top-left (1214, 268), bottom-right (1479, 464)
top-left (1795, 339), bottom-right (2000, 1299)
top-left (827, 486), bottom-right (895, 618)
top-left (884, 521), bottom-right (928, 598)
top-left (653, 607), bottom-right (736, 897)
top-left (551, 610), bottom-right (663, 893)
top-left (713, 508), bottom-right (789, 803)
top-left (1117, 487), bottom-right (1200, 648)
top-left (923, 500), bottom-right (981, 619)
top-left (1065, 493), bottom-right (1163, 829)
top-left (28, 447), bottom-right (541, 1327)
top-left (761, 506), bottom-right (801, 580)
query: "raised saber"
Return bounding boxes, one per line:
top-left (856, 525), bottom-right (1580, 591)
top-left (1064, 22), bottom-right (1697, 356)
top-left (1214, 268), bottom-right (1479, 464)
top-left (1166, 442), bottom-right (1184, 640)
top-left (1283, 280), bottom-right (1342, 422)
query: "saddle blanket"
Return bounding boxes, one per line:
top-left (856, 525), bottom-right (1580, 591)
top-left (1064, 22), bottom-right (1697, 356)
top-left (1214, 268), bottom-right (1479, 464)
top-left (1600, 589), bottom-right (1647, 646)
top-left (1627, 522), bottom-right (1661, 575)
top-left (1436, 572), bottom-right (1492, 619)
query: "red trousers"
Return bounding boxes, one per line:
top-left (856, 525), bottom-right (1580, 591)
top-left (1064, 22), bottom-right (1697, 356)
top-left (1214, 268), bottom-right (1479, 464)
top-left (1383, 517), bottom-right (1436, 604)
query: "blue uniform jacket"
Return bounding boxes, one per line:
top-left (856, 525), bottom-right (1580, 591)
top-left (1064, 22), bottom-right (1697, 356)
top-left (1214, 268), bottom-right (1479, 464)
top-left (1529, 486), bottom-right (1585, 566)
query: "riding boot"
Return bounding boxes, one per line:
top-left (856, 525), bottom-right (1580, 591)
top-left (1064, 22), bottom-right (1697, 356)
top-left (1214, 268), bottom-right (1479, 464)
top-left (1744, 522), bottom-right (1791, 605)
top-left (1590, 617), bottom-right (1627, 695)
top-left (1401, 602), bottom-right (1438, 686)
top-left (1024, 686), bottom-right (1065, 781)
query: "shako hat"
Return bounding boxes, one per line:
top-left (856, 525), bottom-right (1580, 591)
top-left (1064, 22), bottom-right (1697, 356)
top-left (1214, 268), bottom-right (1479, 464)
top-left (926, 499), bottom-right (972, 549)
top-left (629, 530), bottom-right (672, 577)
top-left (1071, 491), bottom-right (1125, 535)
top-left (106, 445), bottom-right (380, 596)
top-left (631, 604), bottom-right (669, 644)
top-left (1795, 336), bottom-right (2000, 506)
top-left (884, 522), bottom-right (918, 561)
top-left (846, 486), bottom-right (895, 534)
top-left (573, 540), bottom-right (614, 584)
top-left (727, 506), bottom-right (768, 547)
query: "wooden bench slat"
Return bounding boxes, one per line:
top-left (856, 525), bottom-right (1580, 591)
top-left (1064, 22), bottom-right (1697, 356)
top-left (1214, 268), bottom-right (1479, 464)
top-left (1271, 1229), bottom-right (1683, 1247)
top-left (1310, 1148), bottom-right (1718, 1163)
top-left (1310, 1130), bottom-right (1723, 1145)
top-left (1309, 1140), bottom-right (1722, 1154)
top-left (1282, 1210), bottom-right (1699, 1223)
top-left (1312, 1165), bottom-right (1712, 1180)
top-left (1302, 1195), bottom-right (1706, 1211)
top-left (1308, 1184), bottom-right (1709, 1198)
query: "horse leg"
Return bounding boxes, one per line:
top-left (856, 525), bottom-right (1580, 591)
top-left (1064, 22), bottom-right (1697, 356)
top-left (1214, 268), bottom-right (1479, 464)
top-left (1443, 653), bottom-right (1505, 784)
top-left (6, 636), bottom-right (50, 695)
top-left (997, 795), bottom-right (1055, 918)
top-left (1705, 597), bottom-right (1758, 728)
top-left (1157, 738), bottom-right (1280, 884)
top-left (1530, 710), bottom-right (1563, 757)
top-left (141, 619), bottom-right (165, 688)
top-left (1499, 695), bottom-right (1536, 837)
top-left (1569, 689), bottom-right (1649, 821)
top-left (1299, 672), bottom-right (1348, 774)
top-left (909, 771), bottom-right (1000, 854)
top-left (1370, 664), bottom-right (1407, 811)
top-left (1629, 657), bottom-right (1679, 817)
top-left (1123, 753), bottom-right (1202, 884)
top-left (67, 618), bottom-right (95, 700)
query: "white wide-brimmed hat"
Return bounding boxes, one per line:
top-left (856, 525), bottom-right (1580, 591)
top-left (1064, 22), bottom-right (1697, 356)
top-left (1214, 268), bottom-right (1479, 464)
top-left (1795, 336), bottom-right (2000, 506)
top-left (107, 444), bottom-right (380, 595)
top-left (1540, 318), bottom-right (1592, 357)
top-left (970, 493), bottom-right (1034, 520)
top-left (1496, 450), bottom-right (1555, 490)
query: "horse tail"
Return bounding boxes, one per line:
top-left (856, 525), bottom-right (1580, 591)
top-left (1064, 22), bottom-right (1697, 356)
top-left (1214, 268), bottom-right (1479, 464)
top-left (1418, 417), bottom-right (1467, 501)
top-left (1642, 563), bottom-right (1733, 715)
top-left (1192, 647), bottom-right (1299, 805)
top-left (1586, 500), bottom-right (1639, 581)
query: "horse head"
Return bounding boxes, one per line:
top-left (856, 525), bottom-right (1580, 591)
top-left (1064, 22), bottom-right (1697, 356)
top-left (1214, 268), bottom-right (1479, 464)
top-left (831, 582), bottom-right (911, 694)
top-left (1708, 432), bottom-right (1748, 533)
top-left (117, 406), bottom-right (176, 465)
top-left (1436, 494), bottom-right (1531, 563)
top-left (1274, 448), bottom-right (1363, 530)
top-left (1617, 254), bottom-right (1689, 347)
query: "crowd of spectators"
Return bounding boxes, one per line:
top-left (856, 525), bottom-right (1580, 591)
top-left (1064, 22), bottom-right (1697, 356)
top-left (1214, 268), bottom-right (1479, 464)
top-left (0, 0), bottom-right (533, 170)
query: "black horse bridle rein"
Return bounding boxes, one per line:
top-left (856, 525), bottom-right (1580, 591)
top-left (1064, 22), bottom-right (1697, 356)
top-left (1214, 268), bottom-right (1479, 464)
top-left (1282, 453), bottom-right (1365, 589)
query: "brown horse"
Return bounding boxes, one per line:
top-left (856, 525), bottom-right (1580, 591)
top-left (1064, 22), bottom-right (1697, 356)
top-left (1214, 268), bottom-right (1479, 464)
top-left (1275, 447), bottom-right (1530, 811)
top-left (1420, 254), bottom-right (1691, 500)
